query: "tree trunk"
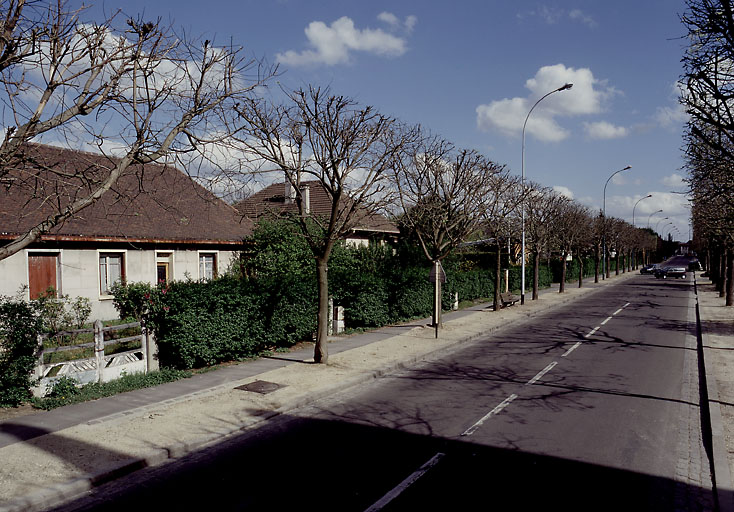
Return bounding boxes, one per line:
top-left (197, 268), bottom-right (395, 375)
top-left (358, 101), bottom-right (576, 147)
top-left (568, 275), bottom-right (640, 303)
top-left (594, 244), bottom-right (600, 283)
top-left (533, 250), bottom-right (539, 300)
top-left (720, 249), bottom-right (726, 298)
top-left (494, 243), bottom-right (502, 310)
top-left (560, 253), bottom-right (567, 293)
top-left (615, 251), bottom-right (620, 276)
top-left (314, 256), bottom-right (330, 364)
top-left (727, 249), bottom-right (734, 307)
top-left (578, 255), bottom-right (583, 288)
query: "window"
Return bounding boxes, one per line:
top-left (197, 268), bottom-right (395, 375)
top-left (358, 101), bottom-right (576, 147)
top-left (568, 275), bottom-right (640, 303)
top-left (99, 253), bottom-right (124, 295)
top-left (199, 253), bottom-right (217, 280)
top-left (156, 252), bottom-right (173, 284)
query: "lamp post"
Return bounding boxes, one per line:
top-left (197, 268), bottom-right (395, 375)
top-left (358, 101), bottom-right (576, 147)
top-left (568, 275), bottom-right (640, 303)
top-left (647, 209), bottom-right (663, 228)
top-left (521, 82), bottom-right (573, 305)
top-left (632, 194), bottom-right (652, 227)
top-left (602, 165), bottom-right (632, 279)
top-left (654, 217), bottom-right (669, 234)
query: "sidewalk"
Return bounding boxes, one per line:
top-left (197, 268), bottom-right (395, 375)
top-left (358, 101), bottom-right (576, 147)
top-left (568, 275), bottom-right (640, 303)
top-left (697, 275), bottom-right (734, 511)
top-left (0, 270), bottom-right (688, 512)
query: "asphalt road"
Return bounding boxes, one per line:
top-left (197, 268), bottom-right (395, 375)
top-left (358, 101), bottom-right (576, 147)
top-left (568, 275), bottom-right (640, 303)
top-left (50, 272), bottom-right (712, 511)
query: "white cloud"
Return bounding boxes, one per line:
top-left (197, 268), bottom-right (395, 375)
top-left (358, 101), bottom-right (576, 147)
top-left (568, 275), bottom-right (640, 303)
top-left (518, 7), bottom-right (597, 28)
top-left (605, 191), bottom-right (690, 233)
top-left (553, 185), bottom-right (574, 199)
top-left (584, 121), bottom-right (629, 139)
top-left (655, 105), bottom-right (687, 129)
top-left (477, 64), bottom-right (617, 142)
top-left (662, 173), bottom-right (686, 188)
top-left (277, 15), bottom-right (414, 67)
top-left (569, 9), bottom-right (597, 28)
top-left (377, 12), bottom-right (399, 27)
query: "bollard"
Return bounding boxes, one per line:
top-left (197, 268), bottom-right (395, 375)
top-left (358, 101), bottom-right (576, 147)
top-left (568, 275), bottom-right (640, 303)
top-left (94, 319), bottom-right (104, 383)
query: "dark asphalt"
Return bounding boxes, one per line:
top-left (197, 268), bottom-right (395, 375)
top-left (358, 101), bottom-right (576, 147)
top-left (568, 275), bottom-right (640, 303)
top-left (48, 271), bottom-right (711, 511)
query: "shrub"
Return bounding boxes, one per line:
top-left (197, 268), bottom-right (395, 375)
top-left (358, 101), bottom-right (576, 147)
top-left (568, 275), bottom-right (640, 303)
top-left (0, 296), bottom-right (43, 407)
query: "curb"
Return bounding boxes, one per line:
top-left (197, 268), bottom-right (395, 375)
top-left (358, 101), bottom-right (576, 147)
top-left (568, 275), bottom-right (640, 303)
top-left (0, 273), bottom-right (636, 512)
top-left (696, 274), bottom-right (734, 512)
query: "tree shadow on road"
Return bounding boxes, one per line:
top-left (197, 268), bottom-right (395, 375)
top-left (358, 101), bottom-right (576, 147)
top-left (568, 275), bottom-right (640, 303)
top-left (34, 412), bottom-right (718, 512)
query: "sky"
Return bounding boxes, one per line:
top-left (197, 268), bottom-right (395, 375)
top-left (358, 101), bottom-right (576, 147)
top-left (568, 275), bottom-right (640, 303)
top-left (84, 0), bottom-right (691, 240)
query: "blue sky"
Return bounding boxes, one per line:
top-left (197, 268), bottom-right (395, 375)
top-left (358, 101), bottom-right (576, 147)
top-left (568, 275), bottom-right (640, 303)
top-left (90, 0), bottom-right (690, 239)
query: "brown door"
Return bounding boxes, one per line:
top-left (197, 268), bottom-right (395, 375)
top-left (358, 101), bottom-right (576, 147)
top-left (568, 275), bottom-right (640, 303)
top-left (28, 253), bottom-right (58, 298)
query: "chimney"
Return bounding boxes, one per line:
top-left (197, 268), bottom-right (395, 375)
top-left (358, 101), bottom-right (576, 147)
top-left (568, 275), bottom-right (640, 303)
top-left (301, 185), bottom-right (310, 215)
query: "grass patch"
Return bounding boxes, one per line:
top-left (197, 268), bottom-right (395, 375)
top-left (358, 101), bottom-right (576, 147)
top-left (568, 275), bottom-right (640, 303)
top-left (31, 369), bottom-right (192, 410)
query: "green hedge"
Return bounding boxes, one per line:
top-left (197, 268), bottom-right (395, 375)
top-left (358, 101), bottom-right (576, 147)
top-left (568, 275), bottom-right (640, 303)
top-left (112, 222), bottom-right (561, 370)
top-left (0, 297), bottom-right (43, 407)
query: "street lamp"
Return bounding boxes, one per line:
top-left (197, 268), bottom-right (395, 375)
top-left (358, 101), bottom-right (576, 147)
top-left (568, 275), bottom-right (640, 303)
top-left (654, 217), bottom-right (669, 234)
top-left (521, 82), bottom-right (573, 305)
top-left (647, 209), bottom-right (663, 228)
top-left (602, 165), bottom-right (632, 279)
top-left (632, 194), bottom-right (652, 227)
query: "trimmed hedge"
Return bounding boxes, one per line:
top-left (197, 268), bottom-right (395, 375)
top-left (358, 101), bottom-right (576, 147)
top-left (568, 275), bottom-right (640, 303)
top-left (112, 222), bottom-right (562, 370)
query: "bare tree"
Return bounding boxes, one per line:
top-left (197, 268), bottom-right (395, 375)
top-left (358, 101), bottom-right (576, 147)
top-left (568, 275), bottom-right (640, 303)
top-left (554, 200), bottom-right (591, 293)
top-left (0, 0), bottom-right (274, 261)
top-left (526, 184), bottom-right (567, 299)
top-left (395, 134), bottom-right (504, 327)
top-left (238, 86), bottom-right (414, 363)
top-left (481, 171), bottom-right (523, 310)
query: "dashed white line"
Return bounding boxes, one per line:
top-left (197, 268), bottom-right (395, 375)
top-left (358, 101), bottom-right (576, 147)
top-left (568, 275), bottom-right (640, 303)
top-left (562, 342), bottom-right (582, 357)
top-left (584, 326), bottom-right (600, 338)
top-left (600, 316), bottom-right (612, 326)
top-left (363, 452), bottom-right (446, 511)
top-left (527, 361), bottom-right (557, 386)
top-left (612, 308), bottom-right (624, 316)
top-left (623, 302), bottom-right (631, 308)
top-left (461, 394), bottom-right (518, 437)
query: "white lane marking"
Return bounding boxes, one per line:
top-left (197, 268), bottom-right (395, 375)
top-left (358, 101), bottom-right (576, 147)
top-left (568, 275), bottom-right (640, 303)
top-left (623, 302), bottom-right (631, 308)
top-left (562, 342), bottom-right (582, 357)
top-left (364, 452), bottom-right (446, 512)
top-left (612, 308), bottom-right (624, 316)
top-left (461, 394), bottom-right (518, 437)
top-left (584, 327), bottom-right (600, 338)
top-left (600, 316), bottom-right (612, 326)
top-left (527, 361), bottom-right (557, 386)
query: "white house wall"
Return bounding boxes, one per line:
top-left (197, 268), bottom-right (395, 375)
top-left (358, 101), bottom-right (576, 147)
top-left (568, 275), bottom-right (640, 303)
top-left (0, 247), bottom-right (239, 320)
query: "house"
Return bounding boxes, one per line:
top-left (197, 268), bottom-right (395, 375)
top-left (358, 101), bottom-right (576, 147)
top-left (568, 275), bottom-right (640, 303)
top-left (0, 144), bottom-right (251, 319)
top-left (234, 180), bottom-right (399, 246)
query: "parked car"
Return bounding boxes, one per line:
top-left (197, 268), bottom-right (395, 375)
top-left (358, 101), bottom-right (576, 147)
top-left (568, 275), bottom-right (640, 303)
top-left (655, 265), bottom-right (687, 279)
top-left (640, 264), bottom-right (658, 275)
top-left (688, 260), bottom-right (703, 271)
top-left (665, 266), bottom-right (687, 279)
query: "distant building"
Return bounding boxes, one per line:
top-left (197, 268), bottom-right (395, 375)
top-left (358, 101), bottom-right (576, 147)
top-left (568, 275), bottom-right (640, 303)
top-left (234, 180), bottom-right (399, 246)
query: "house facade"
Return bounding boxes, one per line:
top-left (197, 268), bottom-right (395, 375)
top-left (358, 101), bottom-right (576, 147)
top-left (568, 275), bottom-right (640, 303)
top-left (0, 144), bottom-right (251, 320)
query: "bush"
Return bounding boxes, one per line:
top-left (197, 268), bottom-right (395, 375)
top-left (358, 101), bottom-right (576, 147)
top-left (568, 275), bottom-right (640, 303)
top-left (111, 220), bottom-right (564, 371)
top-left (35, 288), bottom-right (92, 333)
top-left (0, 296), bottom-right (43, 407)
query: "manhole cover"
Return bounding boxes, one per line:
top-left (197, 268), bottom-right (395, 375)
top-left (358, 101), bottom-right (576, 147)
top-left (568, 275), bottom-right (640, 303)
top-left (234, 380), bottom-right (284, 394)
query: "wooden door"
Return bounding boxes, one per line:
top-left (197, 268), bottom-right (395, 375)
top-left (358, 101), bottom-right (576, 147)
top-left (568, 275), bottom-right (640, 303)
top-left (28, 253), bottom-right (58, 298)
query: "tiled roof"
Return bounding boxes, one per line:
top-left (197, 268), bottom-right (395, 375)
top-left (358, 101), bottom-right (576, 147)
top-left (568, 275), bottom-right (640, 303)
top-left (234, 180), bottom-right (399, 235)
top-left (0, 144), bottom-right (252, 244)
